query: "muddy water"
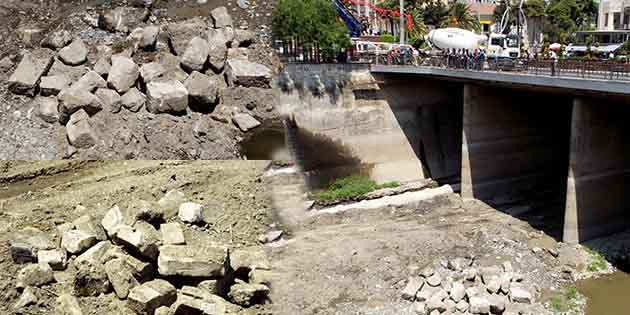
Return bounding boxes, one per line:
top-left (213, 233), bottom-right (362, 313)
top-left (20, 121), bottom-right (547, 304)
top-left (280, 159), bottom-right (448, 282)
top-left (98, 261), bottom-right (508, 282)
top-left (240, 127), bottom-right (290, 161)
top-left (578, 271), bottom-right (630, 315)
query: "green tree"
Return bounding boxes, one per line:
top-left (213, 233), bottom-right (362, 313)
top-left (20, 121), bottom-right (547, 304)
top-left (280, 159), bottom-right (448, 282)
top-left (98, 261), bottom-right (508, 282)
top-left (272, 0), bottom-right (351, 60)
top-left (448, 2), bottom-right (480, 32)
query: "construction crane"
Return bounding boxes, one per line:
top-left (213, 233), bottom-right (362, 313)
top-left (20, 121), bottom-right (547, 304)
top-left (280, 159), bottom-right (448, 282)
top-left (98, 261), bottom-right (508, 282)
top-left (334, 0), bottom-right (414, 38)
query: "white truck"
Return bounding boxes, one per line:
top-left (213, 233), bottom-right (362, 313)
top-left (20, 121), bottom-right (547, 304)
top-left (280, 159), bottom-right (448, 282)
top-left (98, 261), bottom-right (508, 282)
top-left (426, 28), bottom-right (520, 59)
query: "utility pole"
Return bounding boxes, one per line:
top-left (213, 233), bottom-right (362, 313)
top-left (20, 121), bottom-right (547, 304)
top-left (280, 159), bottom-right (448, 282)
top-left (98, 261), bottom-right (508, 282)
top-left (399, 0), bottom-right (405, 44)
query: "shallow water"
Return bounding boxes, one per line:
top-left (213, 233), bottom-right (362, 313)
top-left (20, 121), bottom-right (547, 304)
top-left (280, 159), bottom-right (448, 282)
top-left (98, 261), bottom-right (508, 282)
top-left (240, 127), bottom-right (290, 161)
top-left (578, 271), bottom-right (630, 315)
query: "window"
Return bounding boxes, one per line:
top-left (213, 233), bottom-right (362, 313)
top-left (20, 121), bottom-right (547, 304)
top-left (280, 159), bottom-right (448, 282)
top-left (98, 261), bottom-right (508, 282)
top-left (614, 12), bottom-right (622, 29)
top-left (490, 37), bottom-right (503, 46)
top-left (605, 13), bottom-right (609, 27)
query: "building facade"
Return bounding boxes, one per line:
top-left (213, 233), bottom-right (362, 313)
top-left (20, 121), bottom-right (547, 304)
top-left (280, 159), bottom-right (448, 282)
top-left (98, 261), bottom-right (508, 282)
top-left (598, 0), bottom-right (630, 30)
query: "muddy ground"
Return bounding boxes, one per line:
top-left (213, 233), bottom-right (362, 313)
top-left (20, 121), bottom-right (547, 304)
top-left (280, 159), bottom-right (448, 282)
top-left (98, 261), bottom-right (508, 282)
top-left (0, 160), bottom-right (278, 314)
top-left (0, 0), bottom-right (282, 160)
top-left (266, 169), bottom-right (611, 315)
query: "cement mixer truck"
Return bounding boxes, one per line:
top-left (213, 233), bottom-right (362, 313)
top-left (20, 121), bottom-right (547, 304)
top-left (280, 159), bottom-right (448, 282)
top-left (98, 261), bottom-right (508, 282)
top-left (426, 28), bottom-right (520, 59)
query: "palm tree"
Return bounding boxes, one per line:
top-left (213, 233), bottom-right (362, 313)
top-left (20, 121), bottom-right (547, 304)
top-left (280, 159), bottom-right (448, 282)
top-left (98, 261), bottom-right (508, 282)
top-left (448, 2), bottom-right (480, 32)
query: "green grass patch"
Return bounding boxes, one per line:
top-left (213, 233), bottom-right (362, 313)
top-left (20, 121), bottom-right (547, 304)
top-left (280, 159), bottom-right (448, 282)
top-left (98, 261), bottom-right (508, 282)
top-left (585, 248), bottom-right (608, 272)
top-left (550, 286), bottom-right (582, 314)
top-left (312, 175), bottom-right (400, 204)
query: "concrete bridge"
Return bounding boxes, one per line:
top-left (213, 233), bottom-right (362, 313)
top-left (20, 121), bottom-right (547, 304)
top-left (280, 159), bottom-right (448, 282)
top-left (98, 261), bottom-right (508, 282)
top-left (282, 63), bottom-right (630, 244)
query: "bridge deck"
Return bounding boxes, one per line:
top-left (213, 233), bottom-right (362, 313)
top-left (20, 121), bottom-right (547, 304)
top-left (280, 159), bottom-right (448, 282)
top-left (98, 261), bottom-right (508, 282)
top-left (371, 65), bottom-right (630, 96)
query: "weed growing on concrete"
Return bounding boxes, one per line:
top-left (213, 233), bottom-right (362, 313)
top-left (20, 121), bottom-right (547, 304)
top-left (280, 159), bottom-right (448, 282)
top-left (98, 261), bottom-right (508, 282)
top-left (549, 286), bottom-right (583, 315)
top-left (312, 175), bottom-right (400, 203)
top-left (586, 248), bottom-right (608, 272)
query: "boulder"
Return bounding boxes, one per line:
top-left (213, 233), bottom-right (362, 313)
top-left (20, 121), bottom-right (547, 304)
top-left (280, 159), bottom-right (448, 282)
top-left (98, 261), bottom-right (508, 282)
top-left (463, 267), bottom-right (477, 281)
top-left (121, 87), bottom-right (146, 112)
top-left (103, 246), bottom-right (154, 281)
top-left (14, 287), bottom-right (38, 310)
top-left (207, 43), bottom-right (227, 73)
top-left (61, 229), bottom-right (98, 254)
top-left (173, 294), bottom-right (227, 315)
top-left (211, 7), bottom-right (233, 28)
top-left (426, 273), bottom-right (441, 287)
top-left (73, 214), bottom-right (107, 241)
top-left (42, 30), bottom-right (73, 49)
top-left (55, 294), bottom-right (83, 315)
top-left (156, 53), bottom-right (189, 82)
top-left (258, 230), bottom-right (283, 244)
top-left (8, 48), bottom-right (54, 96)
top-left (58, 88), bottom-right (103, 120)
top-left (93, 57), bottom-right (111, 77)
top-left (160, 223), bottom-right (186, 245)
top-left (228, 280), bottom-right (269, 307)
top-left (232, 113), bottom-right (260, 132)
top-left (66, 109), bottom-right (97, 148)
top-left (165, 18), bottom-right (208, 56)
top-left (95, 88), bottom-right (122, 113)
top-left (146, 80), bottom-right (188, 114)
top-left (58, 39), bottom-right (88, 66)
top-left (108, 56), bottom-right (139, 93)
top-left (413, 302), bottom-right (427, 315)
top-left (140, 26), bottom-right (160, 49)
top-left (426, 295), bottom-right (446, 313)
top-left (181, 37), bottom-right (209, 72)
top-left (233, 29), bottom-right (256, 47)
top-left (99, 7), bottom-right (149, 33)
top-left (37, 249), bottom-right (68, 270)
top-left (469, 296), bottom-right (490, 314)
top-left (157, 245), bottom-right (225, 277)
top-left (37, 96), bottom-right (60, 123)
top-left (207, 27), bottom-right (234, 48)
top-left (127, 279), bottom-right (177, 315)
top-left (73, 71), bottom-right (107, 92)
top-left (104, 258), bottom-right (139, 299)
top-left (455, 300), bottom-right (469, 313)
top-left (73, 261), bottom-right (111, 296)
top-left (178, 202), bottom-right (204, 223)
top-left (75, 241), bottom-right (112, 266)
top-left (113, 225), bottom-right (159, 261)
top-left (140, 62), bottom-right (166, 83)
top-left (184, 71), bottom-right (219, 109)
top-left (40, 75), bottom-right (69, 96)
top-left (48, 58), bottom-right (88, 83)
top-left (509, 286), bottom-right (532, 303)
top-left (402, 276), bottom-right (424, 301)
top-left (450, 282), bottom-right (466, 302)
top-left (158, 189), bottom-right (187, 218)
top-left (101, 205), bottom-right (124, 237)
top-left (17, 263), bottom-right (54, 288)
top-left (416, 285), bottom-right (440, 303)
top-left (225, 59), bottom-right (272, 88)
top-left (488, 294), bottom-right (507, 313)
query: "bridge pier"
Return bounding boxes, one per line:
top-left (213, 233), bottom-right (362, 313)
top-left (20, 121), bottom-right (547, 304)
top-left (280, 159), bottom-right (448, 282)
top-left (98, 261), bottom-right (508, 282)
top-left (563, 97), bottom-right (630, 243)
top-left (461, 84), bottom-right (573, 207)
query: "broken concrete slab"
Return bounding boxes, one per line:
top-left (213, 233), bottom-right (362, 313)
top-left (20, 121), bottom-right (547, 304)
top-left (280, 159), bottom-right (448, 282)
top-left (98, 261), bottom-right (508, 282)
top-left (48, 58), bottom-right (88, 83)
top-left (94, 57), bottom-right (111, 77)
top-left (165, 18), bottom-right (208, 56)
top-left (146, 80), bottom-right (189, 114)
top-left (13, 287), bottom-right (38, 310)
top-left (401, 276), bottom-right (424, 301)
top-left (61, 228), bottom-right (98, 254)
top-left (8, 48), bottom-right (54, 96)
top-left (160, 223), bottom-right (186, 245)
top-left (157, 245), bottom-right (225, 277)
top-left (58, 87), bottom-right (103, 120)
top-left (158, 189), bottom-right (187, 218)
top-left (75, 241), bottom-right (113, 266)
top-left (140, 62), bottom-right (166, 83)
top-left (184, 71), bottom-right (219, 110)
top-left (101, 205), bottom-right (124, 237)
top-left (127, 279), bottom-right (177, 315)
top-left (113, 224), bottom-right (159, 261)
top-left (173, 294), bottom-right (227, 315)
top-left (40, 74), bottom-right (69, 96)
top-left (225, 59), bottom-right (272, 88)
top-left (232, 113), bottom-right (261, 132)
top-left (228, 280), bottom-right (269, 307)
top-left (72, 71), bottom-right (107, 92)
top-left (73, 214), bottom-right (107, 241)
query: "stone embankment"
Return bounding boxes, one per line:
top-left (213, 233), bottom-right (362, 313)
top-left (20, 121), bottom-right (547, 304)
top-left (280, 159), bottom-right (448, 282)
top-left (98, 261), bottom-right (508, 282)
top-left (8, 189), bottom-right (273, 314)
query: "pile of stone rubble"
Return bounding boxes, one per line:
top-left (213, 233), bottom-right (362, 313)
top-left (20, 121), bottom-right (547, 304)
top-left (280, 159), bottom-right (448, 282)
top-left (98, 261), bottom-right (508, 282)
top-left (5, 3), bottom-right (273, 150)
top-left (9, 189), bottom-right (272, 314)
top-left (401, 257), bottom-right (535, 315)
